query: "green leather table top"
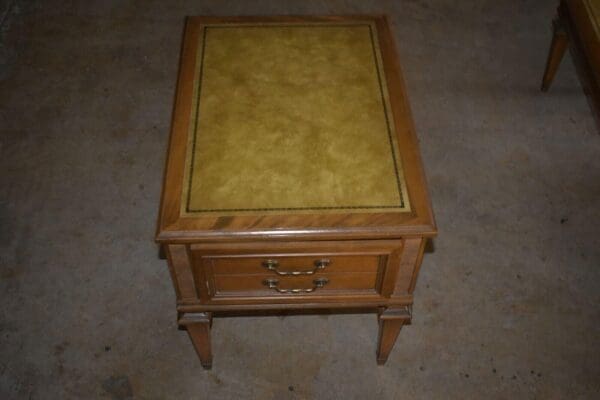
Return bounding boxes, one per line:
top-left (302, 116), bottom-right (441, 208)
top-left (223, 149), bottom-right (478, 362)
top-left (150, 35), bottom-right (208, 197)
top-left (181, 21), bottom-right (411, 216)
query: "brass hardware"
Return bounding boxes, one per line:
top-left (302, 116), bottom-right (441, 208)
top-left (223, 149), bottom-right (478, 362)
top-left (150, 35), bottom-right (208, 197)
top-left (262, 277), bottom-right (329, 293)
top-left (261, 259), bottom-right (330, 276)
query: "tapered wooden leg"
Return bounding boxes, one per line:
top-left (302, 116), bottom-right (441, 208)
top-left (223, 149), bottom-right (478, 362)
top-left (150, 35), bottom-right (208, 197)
top-left (541, 16), bottom-right (569, 92)
top-left (179, 312), bottom-right (213, 369)
top-left (376, 307), bottom-right (411, 365)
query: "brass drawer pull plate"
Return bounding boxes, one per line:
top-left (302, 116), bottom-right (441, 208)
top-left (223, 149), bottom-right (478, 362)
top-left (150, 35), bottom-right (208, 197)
top-left (262, 278), bottom-right (329, 294)
top-left (262, 259), bottom-right (330, 276)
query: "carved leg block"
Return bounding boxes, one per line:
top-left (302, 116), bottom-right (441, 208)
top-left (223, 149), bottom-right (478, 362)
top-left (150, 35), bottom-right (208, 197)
top-left (376, 307), bottom-right (411, 365)
top-left (541, 15), bottom-right (569, 92)
top-left (179, 312), bottom-right (213, 369)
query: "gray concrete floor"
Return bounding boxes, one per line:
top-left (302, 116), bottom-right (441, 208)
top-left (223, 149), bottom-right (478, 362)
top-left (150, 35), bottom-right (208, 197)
top-left (1, 1), bottom-right (599, 399)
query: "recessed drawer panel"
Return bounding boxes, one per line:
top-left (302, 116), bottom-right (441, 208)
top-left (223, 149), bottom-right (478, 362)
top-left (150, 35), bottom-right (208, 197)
top-left (213, 273), bottom-right (378, 295)
top-left (189, 240), bottom-right (403, 300)
top-left (210, 254), bottom-right (380, 275)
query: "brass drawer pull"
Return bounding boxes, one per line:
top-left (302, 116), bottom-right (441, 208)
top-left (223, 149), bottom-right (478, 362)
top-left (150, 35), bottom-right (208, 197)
top-left (262, 278), bottom-right (329, 293)
top-left (261, 259), bottom-right (330, 276)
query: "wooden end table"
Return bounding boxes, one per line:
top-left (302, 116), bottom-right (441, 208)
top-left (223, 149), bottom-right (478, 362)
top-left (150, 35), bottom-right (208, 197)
top-left (156, 15), bottom-right (437, 369)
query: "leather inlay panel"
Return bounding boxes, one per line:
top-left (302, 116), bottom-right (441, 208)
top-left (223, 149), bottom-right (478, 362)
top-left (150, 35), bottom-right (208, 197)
top-left (181, 21), bottom-right (411, 216)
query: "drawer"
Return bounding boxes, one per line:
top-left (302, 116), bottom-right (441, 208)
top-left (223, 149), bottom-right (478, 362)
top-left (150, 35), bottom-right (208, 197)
top-left (213, 273), bottom-right (378, 295)
top-left (189, 240), bottom-right (403, 300)
top-left (210, 254), bottom-right (379, 275)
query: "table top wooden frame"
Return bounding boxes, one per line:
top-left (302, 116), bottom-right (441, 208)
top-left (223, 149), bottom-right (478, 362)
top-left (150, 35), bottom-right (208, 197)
top-left (156, 15), bottom-right (436, 243)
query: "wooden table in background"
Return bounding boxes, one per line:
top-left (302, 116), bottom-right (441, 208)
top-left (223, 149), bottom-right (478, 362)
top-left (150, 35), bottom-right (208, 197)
top-left (541, 0), bottom-right (600, 129)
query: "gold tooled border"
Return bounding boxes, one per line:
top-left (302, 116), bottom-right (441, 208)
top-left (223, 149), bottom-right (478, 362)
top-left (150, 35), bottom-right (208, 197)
top-left (180, 21), bottom-right (411, 216)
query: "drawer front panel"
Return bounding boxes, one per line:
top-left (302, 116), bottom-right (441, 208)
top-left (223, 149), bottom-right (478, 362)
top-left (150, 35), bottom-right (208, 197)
top-left (190, 240), bottom-right (403, 300)
top-left (213, 273), bottom-right (378, 295)
top-left (210, 254), bottom-right (380, 275)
